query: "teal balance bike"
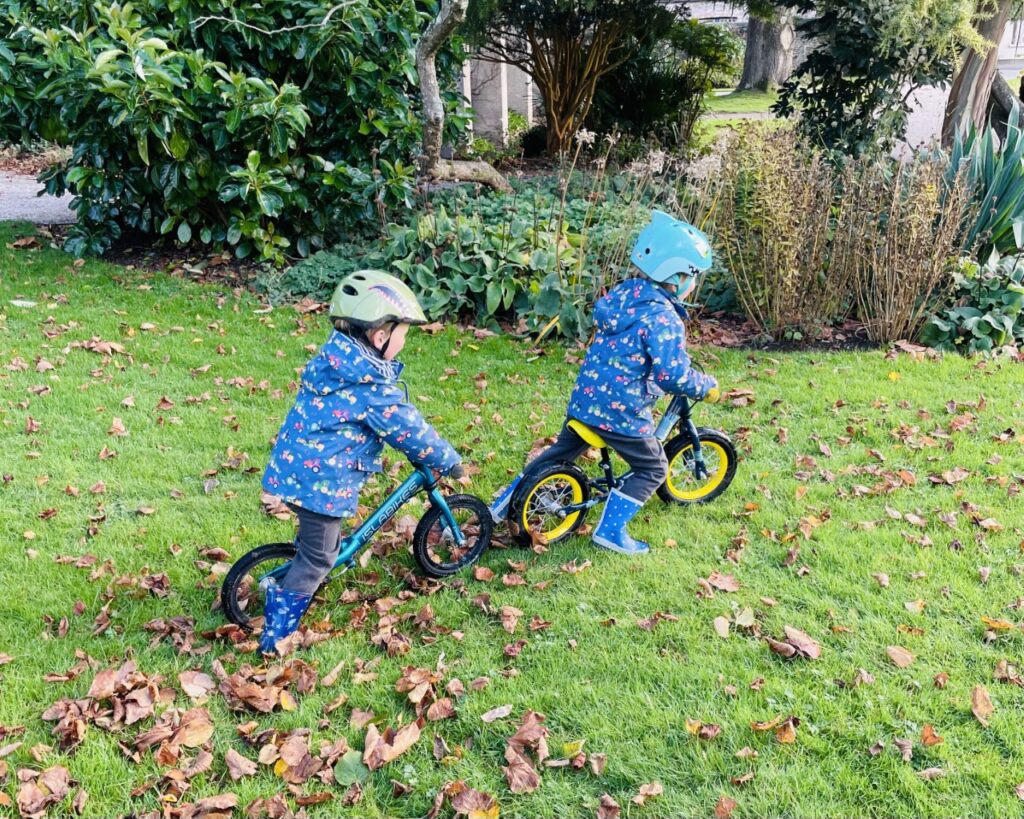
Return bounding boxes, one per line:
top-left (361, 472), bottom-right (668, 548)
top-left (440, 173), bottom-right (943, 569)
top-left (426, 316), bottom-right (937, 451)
top-left (221, 464), bottom-right (492, 629)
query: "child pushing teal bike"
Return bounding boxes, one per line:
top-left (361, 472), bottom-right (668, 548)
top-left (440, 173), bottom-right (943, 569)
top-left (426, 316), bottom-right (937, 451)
top-left (221, 272), bottom-right (492, 654)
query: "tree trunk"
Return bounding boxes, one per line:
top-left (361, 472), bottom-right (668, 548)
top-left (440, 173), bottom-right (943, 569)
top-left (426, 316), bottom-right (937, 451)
top-left (737, 11), bottom-right (794, 92)
top-left (525, 19), bottom-right (628, 155)
top-left (415, 0), bottom-right (509, 190)
top-left (940, 0), bottom-right (1013, 148)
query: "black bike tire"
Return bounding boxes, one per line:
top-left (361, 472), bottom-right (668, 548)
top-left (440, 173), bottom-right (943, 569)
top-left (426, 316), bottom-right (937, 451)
top-left (507, 461), bottom-right (591, 547)
top-left (413, 494), bottom-right (494, 578)
top-left (657, 428), bottom-right (737, 505)
top-left (221, 542), bottom-right (297, 629)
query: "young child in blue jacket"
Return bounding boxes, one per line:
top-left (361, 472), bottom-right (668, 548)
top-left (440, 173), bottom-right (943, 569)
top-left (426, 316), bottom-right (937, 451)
top-left (490, 210), bottom-right (719, 555)
top-left (259, 270), bottom-right (462, 653)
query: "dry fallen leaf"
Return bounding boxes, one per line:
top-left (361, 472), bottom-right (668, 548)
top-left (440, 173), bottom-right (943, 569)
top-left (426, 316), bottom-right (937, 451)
top-left (783, 626), bottom-right (821, 659)
top-left (707, 571), bottom-right (740, 592)
top-left (596, 793), bottom-right (621, 819)
top-left (894, 738), bottom-right (913, 762)
top-left (224, 747), bottom-right (258, 780)
top-left (917, 767), bottom-right (945, 781)
top-left (921, 724), bottom-right (944, 747)
top-left (178, 671), bottom-right (216, 700)
top-left (631, 781), bottom-right (663, 806)
top-left (481, 704), bottom-right (514, 724)
top-left (886, 646), bottom-right (915, 668)
top-left (765, 637), bottom-right (797, 659)
top-left (504, 745), bottom-right (540, 794)
top-left (971, 685), bottom-right (994, 727)
top-left (714, 794), bottom-right (738, 819)
top-left (713, 616), bottom-right (731, 639)
top-left (775, 716), bottom-right (799, 744)
top-left (363, 719), bottom-right (423, 771)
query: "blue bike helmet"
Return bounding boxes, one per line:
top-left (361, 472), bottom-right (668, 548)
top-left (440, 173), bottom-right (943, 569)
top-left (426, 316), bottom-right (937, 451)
top-left (631, 210), bottom-right (713, 287)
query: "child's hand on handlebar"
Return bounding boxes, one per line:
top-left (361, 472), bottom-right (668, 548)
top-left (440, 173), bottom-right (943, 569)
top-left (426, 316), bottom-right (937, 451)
top-left (704, 385), bottom-right (721, 404)
top-left (431, 463), bottom-right (466, 482)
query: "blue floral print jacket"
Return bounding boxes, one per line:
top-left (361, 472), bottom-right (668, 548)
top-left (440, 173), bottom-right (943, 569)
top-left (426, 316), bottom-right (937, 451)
top-left (567, 277), bottom-right (715, 437)
top-left (262, 331), bottom-right (460, 517)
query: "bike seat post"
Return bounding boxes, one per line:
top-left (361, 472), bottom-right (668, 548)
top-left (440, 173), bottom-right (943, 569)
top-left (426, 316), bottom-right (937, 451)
top-left (600, 447), bottom-right (615, 486)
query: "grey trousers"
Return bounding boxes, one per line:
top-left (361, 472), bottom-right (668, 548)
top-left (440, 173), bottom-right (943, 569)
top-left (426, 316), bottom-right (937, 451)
top-left (281, 504), bottom-right (344, 594)
top-left (526, 419), bottom-right (668, 503)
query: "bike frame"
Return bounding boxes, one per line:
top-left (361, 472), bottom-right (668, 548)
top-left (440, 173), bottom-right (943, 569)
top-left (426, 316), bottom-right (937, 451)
top-left (258, 465), bottom-right (466, 585)
top-left (559, 395), bottom-right (706, 514)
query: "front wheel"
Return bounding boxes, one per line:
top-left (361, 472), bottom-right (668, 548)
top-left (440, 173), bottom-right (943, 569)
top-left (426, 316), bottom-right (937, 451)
top-left (413, 494), bottom-right (493, 578)
top-left (657, 428), bottom-right (737, 505)
top-left (508, 462), bottom-right (591, 547)
top-left (220, 542), bottom-right (297, 630)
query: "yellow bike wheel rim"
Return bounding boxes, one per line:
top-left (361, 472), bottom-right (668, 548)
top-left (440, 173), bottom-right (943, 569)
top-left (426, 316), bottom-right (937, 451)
top-left (665, 441), bottom-right (729, 501)
top-left (521, 473), bottom-right (584, 541)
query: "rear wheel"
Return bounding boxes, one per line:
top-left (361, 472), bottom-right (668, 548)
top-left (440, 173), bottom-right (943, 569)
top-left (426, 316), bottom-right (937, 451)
top-left (657, 429), bottom-right (737, 505)
top-left (220, 542), bottom-right (297, 630)
top-left (508, 462), bottom-right (590, 546)
top-left (413, 494), bottom-right (493, 578)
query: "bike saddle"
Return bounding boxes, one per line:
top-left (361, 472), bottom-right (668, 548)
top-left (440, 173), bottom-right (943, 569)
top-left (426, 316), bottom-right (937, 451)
top-left (567, 419), bottom-right (607, 450)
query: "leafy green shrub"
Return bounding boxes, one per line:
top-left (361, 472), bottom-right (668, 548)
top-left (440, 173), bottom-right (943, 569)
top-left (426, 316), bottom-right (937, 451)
top-left (843, 157), bottom-right (976, 343)
top-left (711, 125), bottom-right (977, 342)
top-left (508, 110), bottom-right (529, 142)
top-left (3, 0), bottom-right (468, 260)
top-left (946, 103), bottom-right (1024, 258)
top-left (265, 158), bottom-right (722, 339)
top-left (712, 126), bottom-right (851, 339)
top-left (587, 19), bottom-right (741, 151)
top-left (264, 206), bottom-right (599, 337)
top-left (695, 259), bottom-right (738, 314)
top-left (922, 254), bottom-right (1024, 353)
top-left (774, 0), bottom-right (977, 158)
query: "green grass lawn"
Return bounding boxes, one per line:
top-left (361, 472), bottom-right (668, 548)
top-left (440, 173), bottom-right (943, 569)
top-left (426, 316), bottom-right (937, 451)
top-left (704, 90), bottom-right (779, 115)
top-left (2, 221), bottom-right (1024, 819)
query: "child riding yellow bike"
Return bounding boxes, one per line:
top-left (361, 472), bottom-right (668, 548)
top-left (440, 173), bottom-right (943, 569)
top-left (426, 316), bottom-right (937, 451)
top-left (490, 210), bottom-right (721, 555)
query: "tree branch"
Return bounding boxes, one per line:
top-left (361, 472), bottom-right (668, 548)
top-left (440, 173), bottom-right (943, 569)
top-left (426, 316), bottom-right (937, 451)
top-left (192, 1), bottom-right (358, 35)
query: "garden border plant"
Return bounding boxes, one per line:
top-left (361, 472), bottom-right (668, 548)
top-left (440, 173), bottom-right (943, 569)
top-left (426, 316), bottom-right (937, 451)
top-left (2, 0), bottom-right (469, 261)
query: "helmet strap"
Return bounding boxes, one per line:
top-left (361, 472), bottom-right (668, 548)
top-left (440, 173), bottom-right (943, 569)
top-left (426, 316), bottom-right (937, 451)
top-left (368, 323), bottom-right (396, 358)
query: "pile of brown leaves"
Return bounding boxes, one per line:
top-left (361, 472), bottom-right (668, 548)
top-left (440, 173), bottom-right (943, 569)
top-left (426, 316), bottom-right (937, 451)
top-left (218, 659), bottom-right (318, 714)
top-left (395, 665), bottom-right (456, 721)
top-left (502, 711), bottom-right (550, 794)
top-left (14, 765), bottom-right (85, 819)
top-left (42, 661), bottom-right (168, 751)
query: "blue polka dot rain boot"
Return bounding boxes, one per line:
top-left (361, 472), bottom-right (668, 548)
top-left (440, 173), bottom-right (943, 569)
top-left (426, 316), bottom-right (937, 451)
top-left (592, 489), bottom-right (650, 555)
top-left (489, 474), bottom-right (523, 523)
top-left (258, 581), bottom-right (312, 654)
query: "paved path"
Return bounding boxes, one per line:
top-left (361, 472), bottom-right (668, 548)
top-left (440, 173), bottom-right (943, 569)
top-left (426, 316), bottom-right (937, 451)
top-left (0, 173), bottom-right (75, 224)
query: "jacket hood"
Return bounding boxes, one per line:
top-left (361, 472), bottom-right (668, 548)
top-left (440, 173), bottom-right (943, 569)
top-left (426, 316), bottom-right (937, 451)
top-left (593, 277), bottom-right (685, 334)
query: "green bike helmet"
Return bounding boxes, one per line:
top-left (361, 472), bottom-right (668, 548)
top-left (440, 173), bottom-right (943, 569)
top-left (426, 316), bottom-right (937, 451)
top-left (329, 270), bottom-right (428, 329)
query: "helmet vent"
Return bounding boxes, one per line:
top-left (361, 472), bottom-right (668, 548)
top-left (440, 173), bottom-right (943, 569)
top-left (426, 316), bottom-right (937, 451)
top-left (342, 285), bottom-right (358, 296)
top-left (352, 273), bottom-right (366, 281)
top-left (645, 247), bottom-right (651, 254)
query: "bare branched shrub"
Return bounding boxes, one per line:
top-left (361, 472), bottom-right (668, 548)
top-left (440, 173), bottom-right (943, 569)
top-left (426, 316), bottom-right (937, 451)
top-left (844, 158), bottom-right (976, 342)
top-left (712, 126), bottom-right (854, 339)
